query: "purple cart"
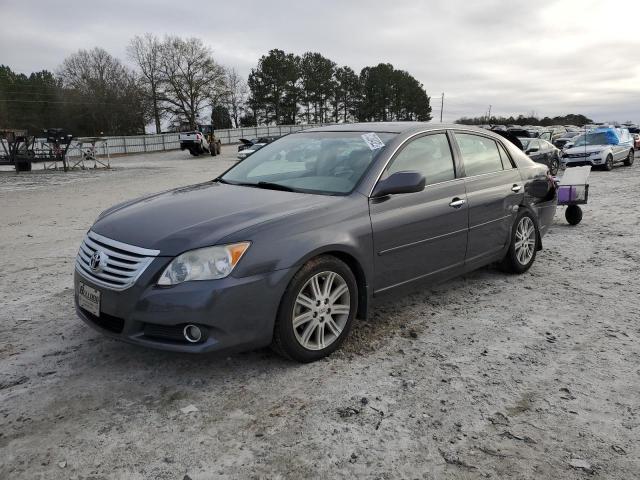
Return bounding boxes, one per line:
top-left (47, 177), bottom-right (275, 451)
top-left (557, 166), bottom-right (590, 225)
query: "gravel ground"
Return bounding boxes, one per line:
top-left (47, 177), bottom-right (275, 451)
top-left (1, 147), bottom-right (639, 479)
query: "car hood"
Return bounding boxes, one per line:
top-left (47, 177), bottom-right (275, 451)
top-left (564, 145), bottom-right (608, 155)
top-left (91, 182), bottom-right (332, 255)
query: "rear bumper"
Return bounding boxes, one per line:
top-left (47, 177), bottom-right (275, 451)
top-left (74, 264), bottom-right (295, 353)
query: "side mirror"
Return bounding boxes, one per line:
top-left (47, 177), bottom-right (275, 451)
top-left (372, 171), bottom-right (426, 198)
top-left (526, 178), bottom-right (552, 198)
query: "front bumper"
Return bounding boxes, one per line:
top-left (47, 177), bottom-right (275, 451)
top-left (561, 156), bottom-right (603, 167)
top-left (74, 259), bottom-right (295, 353)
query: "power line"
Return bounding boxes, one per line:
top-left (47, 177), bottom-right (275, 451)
top-left (0, 99), bottom-right (137, 106)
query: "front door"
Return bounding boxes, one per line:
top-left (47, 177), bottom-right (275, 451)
top-left (453, 132), bottom-right (523, 264)
top-left (369, 132), bottom-right (468, 293)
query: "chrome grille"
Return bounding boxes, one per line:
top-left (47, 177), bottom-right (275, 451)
top-left (75, 231), bottom-right (160, 291)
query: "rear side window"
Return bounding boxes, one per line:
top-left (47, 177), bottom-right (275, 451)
top-left (384, 133), bottom-right (455, 186)
top-left (455, 133), bottom-right (504, 176)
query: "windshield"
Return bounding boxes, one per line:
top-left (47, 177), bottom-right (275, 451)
top-left (572, 132), bottom-right (615, 147)
top-left (220, 131), bottom-right (397, 195)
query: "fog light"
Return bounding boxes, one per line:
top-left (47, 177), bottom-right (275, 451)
top-left (183, 324), bottom-right (203, 343)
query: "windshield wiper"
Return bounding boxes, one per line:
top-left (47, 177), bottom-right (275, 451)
top-left (215, 178), bottom-right (296, 192)
top-left (215, 178), bottom-right (257, 187)
top-left (256, 181), bottom-right (297, 192)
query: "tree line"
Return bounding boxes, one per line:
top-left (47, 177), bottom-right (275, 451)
top-left (245, 49), bottom-right (432, 126)
top-left (0, 36), bottom-right (433, 136)
top-left (455, 113), bottom-right (594, 127)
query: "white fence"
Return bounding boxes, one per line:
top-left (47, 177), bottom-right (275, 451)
top-left (68, 123), bottom-right (334, 157)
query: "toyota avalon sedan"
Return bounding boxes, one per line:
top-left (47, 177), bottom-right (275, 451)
top-left (75, 123), bottom-right (557, 362)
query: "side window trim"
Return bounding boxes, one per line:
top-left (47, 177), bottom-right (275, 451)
top-left (496, 141), bottom-right (515, 169)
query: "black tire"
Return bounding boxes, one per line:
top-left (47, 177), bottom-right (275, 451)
top-left (210, 145), bottom-right (216, 156)
top-left (499, 209), bottom-right (539, 274)
top-left (565, 205), bottom-right (583, 225)
top-left (604, 154), bottom-right (613, 171)
top-left (216, 143), bottom-right (221, 155)
top-left (271, 255), bottom-right (358, 362)
top-left (15, 161), bottom-right (32, 172)
top-left (623, 149), bottom-right (634, 166)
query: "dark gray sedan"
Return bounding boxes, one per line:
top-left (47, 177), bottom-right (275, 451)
top-left (75, 123), bottom-right (557, 362)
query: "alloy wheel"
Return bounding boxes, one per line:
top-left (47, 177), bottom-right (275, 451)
top-left (514, 216), bottom-right (536, 265)
top-left (606, 155), bottom-right (613, 170)
top-left (292, 271), bottom-right (350, 351)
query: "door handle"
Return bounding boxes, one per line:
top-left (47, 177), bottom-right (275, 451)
top-left (511, 184), bottom-right (522, 193)
top-left (449, 197), bottom-right (466, 208)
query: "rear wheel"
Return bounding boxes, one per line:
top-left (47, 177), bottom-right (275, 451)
top-left (624, 149), bottom-right (634, 166)
top-left (604, 154), bottom-right (614, 171)
top-left (271, 256), bottom-right (357, 362)
top-left (499, 210), bottom-right (538, 274)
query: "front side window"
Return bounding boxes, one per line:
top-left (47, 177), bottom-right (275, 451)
top-left (455, 133), bottom-right (504, 176)
top-left (383, 133), bottom-right (455, 186)
top-left (221, 131), bottom-right (397, 195)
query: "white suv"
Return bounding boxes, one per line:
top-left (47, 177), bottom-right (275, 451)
top-left (561, 128), bottom-right (634, 170)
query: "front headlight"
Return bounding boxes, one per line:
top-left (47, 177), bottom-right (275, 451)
top-left (590, 151), bottom-right (601, 156)
top-left (157, 242), bottom-right (250, 286)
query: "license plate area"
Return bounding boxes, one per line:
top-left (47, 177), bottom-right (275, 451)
top-left (78, 282), bottom-right (100, 317)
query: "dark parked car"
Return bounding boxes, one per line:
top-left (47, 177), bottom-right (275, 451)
top-left (553, 131), bottom-right (581, 149)
top-left (520, 138), bottom-right (560, 175)
top-left (537, 128), bottom-right (567, 143)
top-left (75, 123), bottom-right (557, 362)
top-left (507, 127), bottom-right (536, 138)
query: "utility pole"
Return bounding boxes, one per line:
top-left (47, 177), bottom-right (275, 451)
top-left (488, 105), bottom-right (492, 123)
top-left (440, 93), bottom-right (444, 122)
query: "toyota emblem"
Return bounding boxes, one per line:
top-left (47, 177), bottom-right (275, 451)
top-left (89, 251), bottom-right (106, 272)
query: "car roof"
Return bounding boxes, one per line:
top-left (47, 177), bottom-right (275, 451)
top-left (302, 122), bottom-right (483, 135)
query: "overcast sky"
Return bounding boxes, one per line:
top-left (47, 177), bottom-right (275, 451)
top-left (2, 0), bottom-right (639, 123)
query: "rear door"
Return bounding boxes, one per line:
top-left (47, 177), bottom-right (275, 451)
top-left (370, 132), bottom-right (468, 292)
top-left (452, 132), bottom-right (523, 264)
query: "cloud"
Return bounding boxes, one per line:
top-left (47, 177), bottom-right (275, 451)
top-left (1, 0), bottom-right (638, 122)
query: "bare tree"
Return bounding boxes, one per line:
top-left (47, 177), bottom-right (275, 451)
top-left (127, 33), bottom-right (164, 133)
top-left (160, 36), bottom-right (225, 129)
top-left (222, 68), bottom-right (248, 128)
top-left (58, 47), bottom-right (146, 135)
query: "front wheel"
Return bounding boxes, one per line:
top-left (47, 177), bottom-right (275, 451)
top-left (604, 154), bottom-right (614, 171)
top-left (624, 149), bottom-right (634, 166)
top-left (271, 256), bottom-right (358, 362)
top-left (499, 210), bottom-right (539, 274)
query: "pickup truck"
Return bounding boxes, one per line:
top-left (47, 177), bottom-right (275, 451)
top-left (179, 130), bottom-right (221, 157)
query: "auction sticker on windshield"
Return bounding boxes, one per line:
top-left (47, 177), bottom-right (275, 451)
top-left (361, 132), bottom-right (385, 150)
top-left (78, 282), bottom-right (100, 317)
